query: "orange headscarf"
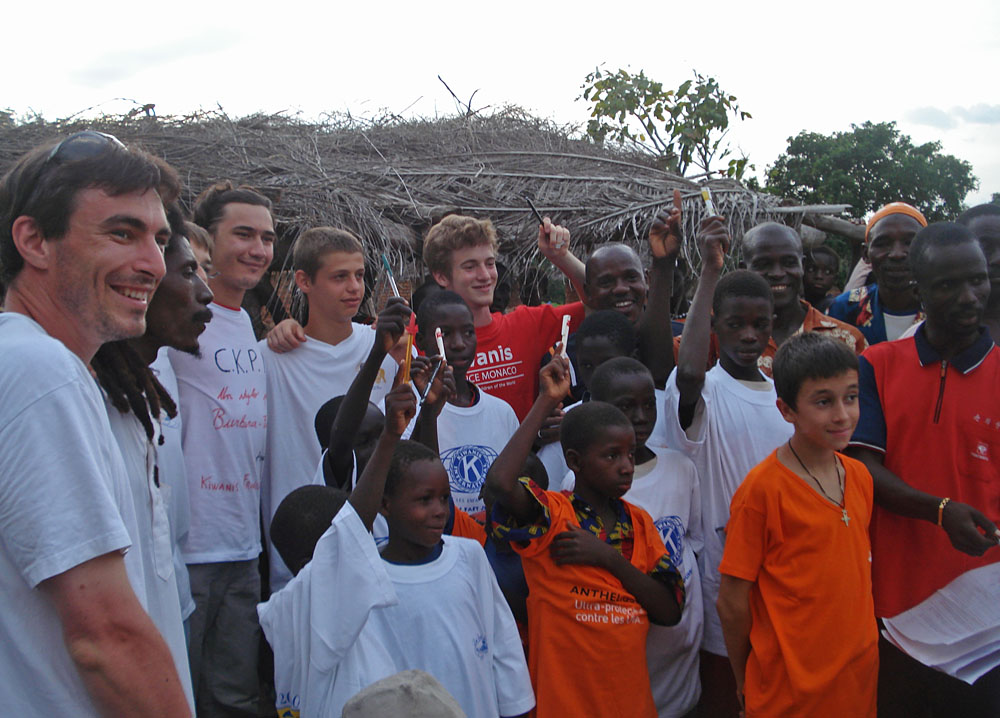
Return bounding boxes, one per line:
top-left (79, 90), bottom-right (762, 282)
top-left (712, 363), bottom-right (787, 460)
top-left (865, 202), bottom-right (927, 243)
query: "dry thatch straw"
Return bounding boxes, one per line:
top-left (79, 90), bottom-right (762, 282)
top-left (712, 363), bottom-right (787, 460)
top-left (0, 106), bottom-right (802, 323)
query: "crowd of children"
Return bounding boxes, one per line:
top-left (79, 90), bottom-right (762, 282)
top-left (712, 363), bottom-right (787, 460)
top-left (247, 200), bottom-right (1000, 718)
top-left (3, 130), bottom-right (1000, 718)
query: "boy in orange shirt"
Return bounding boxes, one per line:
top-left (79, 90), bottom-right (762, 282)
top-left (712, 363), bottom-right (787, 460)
top-left (486, 356), bottom-right (685, 718)
top-left (717, 332), bottom-right (878, 717)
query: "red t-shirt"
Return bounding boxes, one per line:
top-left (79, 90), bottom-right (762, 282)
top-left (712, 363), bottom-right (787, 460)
top-left (467, 303), bottom-right (585, 420)
top-left (851, 327), bottom-right (1000, 617)
top-left (720, 451), bottom-right (878, 717)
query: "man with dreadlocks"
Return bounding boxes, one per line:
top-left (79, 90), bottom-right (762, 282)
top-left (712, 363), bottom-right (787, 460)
top-left (92, 202), bottom-right (214, 708)
top-left (169, 181), bottom-right (275, 717)
top-left (0, 132), bottom-right (191, 716)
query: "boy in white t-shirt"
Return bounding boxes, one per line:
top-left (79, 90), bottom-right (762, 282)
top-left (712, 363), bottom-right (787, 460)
top-left (561, 357), bottom-right (703, 717)
top-left (407, 290), bottom-right (520, 523)
top-left (662, 217), bottom-right (792, 718)
top-left (259, 383), bottom-right (533, 718)
top-left (169, 181), bottom-right (276, 715)
top-left (260, 227), bottom-right (405, 591)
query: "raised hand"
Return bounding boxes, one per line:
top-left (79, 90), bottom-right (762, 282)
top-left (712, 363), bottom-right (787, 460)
top-left (383, 383), bottom-right (417, 437)
top-left (411, 356), bottom-right (454, 411)
top-left (537, 217), bottom-right (572, 261)
top-left (374, 297), bottom-right (412, 354)
top-left (539, 354), bottom-right (572, 404)
top-left (649, 188), bottom-right (683, 259)
top-left (536, 403), bottom-right (564, 445)
top-left (550, 526), bottom-right (618, 568)
top-left (696, 214), bottom-right (731, 273)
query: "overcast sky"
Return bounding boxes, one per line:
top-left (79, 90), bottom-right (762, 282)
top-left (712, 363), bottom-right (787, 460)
top-left (7, 0), bottom-right (998, 207)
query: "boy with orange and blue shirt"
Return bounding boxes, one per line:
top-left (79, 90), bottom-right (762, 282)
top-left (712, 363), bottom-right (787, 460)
top-left (486, 357), bottom-right (684, 718)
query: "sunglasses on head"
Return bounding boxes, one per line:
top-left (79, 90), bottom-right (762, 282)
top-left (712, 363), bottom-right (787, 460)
top-left (45, 130), bottom-right (126, 165)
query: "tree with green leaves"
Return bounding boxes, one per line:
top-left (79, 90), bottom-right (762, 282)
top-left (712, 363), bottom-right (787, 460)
top-left (579, 67), bottom-right (752, 180)
top-left (764, 121), bottom-right (978, 221)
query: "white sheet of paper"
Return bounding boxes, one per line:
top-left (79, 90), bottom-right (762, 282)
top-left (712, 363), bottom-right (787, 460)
top-left (882, 562), bottom-right (1000, 684)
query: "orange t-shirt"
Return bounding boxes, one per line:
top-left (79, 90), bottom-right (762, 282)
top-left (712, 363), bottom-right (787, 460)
top-left (505, 485), bottom-right (675, 718)
top-left (451, 506), bottom-right (487, 546)
top-left (719, 451), bottom-right (878, 718)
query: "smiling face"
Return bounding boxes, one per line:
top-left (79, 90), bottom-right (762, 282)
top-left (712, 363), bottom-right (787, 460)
top-left (866, 214), bottom-right (921, 295)
top-left (778, 370), bottom-right (860, 452)
top-left (208, 202), bottom-right (275, 304)
top-left (47, 187), bottom-right (169, 352)
top-left (744, 228), bottom-right (804, 310)
top-left (297, 250), bottom-right (365, 325)
top-left (583, 245), bottom-right (647, 324)
top-left (915, 240), bottom-right (990, 345)
top-left (713, 295), bottom-right (773, 377)
top-left (144, 236), bottom-right (214, 356)
top-left (418, 300), bottom-right (477, 373)
top-left (433, 244), bottom-right (497, 313)
top-left (382, 458), bottom-right (450, 552)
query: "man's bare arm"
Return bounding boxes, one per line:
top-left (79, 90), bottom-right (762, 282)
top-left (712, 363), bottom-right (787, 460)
top-left (537, 218), bottom-right (586, 301)
top-left (676, 216), bottom-right (730, 425)
top-left (639, 189), bottom-right (682, 388)
top-left (41, 552), bottom-right (191, 718)
top-left (847, 446), bottom-right (998, 556)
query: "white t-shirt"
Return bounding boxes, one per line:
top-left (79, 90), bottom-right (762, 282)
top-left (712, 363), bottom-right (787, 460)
top-left (104, 400), bottom-right (196, 713)
top-left (373, 537), bottom-right (534, 718)
top-left (169, 303), bottom-right (269, 563)
top-left (562, 445), bottom-right (703, 717)
top-left (884, 311), bottom-right (919, 342)
top-left (151, 349), bottom-right (195, 620)
top-left (663, 365), bottom-right (793, 656)
top-left (261, 325), bottom-right (397, 591)
top-left (401, 386), bottom-right (519, 522)
top-left (0, 314), bottom-right (146, 715)
top-left (258, 502), bottom-right (399, 718)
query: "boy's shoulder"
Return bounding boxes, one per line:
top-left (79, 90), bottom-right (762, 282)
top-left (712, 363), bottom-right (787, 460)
top-left (646, 446), bottom-right (698, 481)
top-left (703, 364), bottom-right (778, 405)
top-left (731, 450), bottom-right (784, 500)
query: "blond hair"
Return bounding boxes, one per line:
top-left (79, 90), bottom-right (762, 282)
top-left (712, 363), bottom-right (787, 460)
top-left (422, 215), bottom-right (498, 278)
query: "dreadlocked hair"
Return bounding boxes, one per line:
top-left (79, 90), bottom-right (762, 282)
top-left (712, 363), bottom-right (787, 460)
top-left (92, 340), bottom-right (177, 445)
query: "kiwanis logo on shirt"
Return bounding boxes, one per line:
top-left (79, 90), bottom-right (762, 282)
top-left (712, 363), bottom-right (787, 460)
top-left (654, 516), bottom-right (685, 568)
top-left (474, 633), bottom-right (489, 659)
top-left (440, 445), bottom-right (498, 493)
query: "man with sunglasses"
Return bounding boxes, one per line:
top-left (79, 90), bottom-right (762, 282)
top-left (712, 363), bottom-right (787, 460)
top-left (0, 132), bottom-right (192, 716)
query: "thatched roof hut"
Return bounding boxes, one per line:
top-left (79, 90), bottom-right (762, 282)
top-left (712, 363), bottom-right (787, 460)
top-left (0, 107), bottom-right (847, 327)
